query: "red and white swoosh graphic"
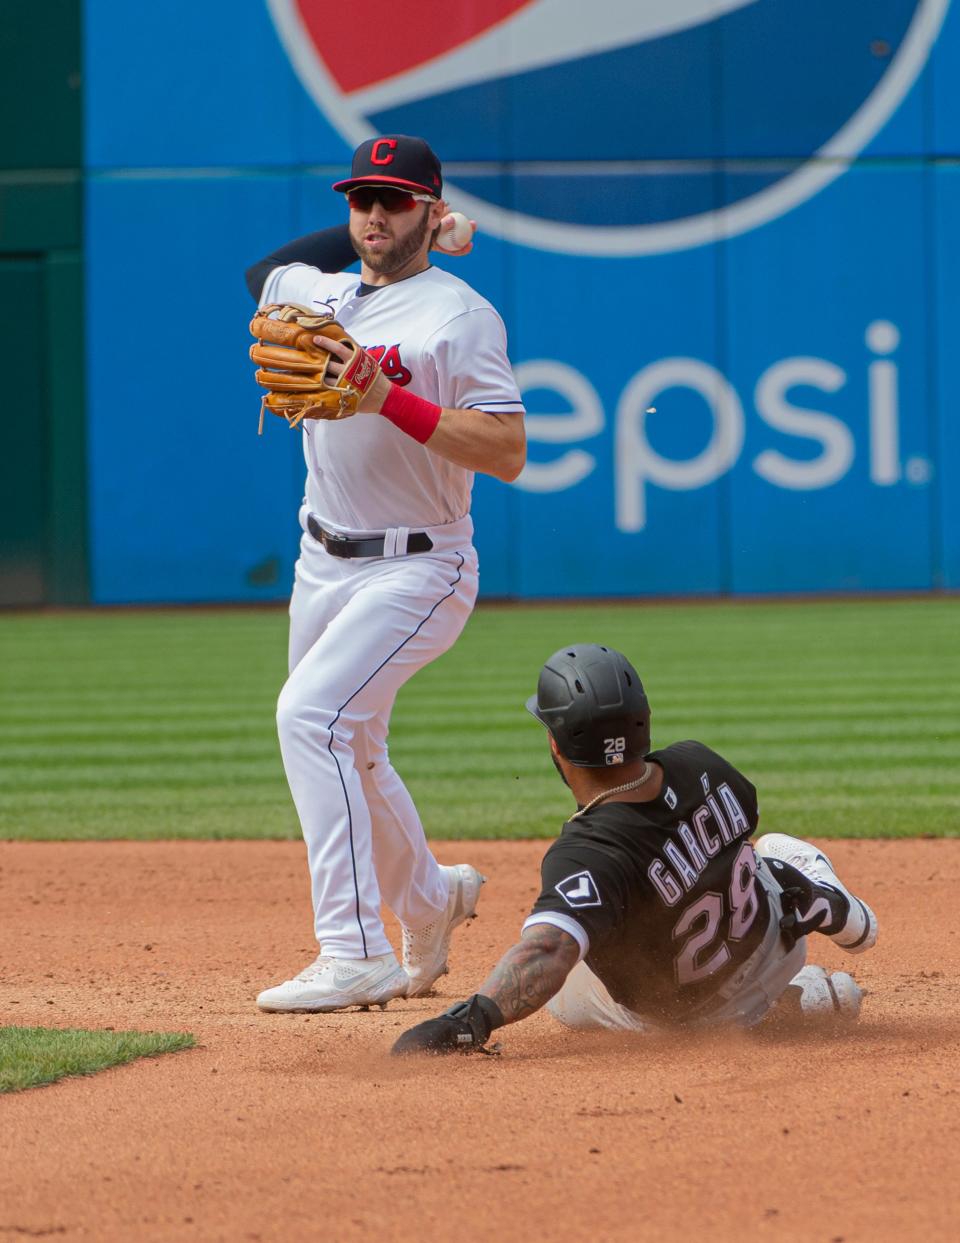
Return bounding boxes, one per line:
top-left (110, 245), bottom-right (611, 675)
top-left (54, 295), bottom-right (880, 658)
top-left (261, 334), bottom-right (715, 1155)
top-left (295, 0), bottom-right (530, 95)
top-left (294, 0), bottom-right (760, 110)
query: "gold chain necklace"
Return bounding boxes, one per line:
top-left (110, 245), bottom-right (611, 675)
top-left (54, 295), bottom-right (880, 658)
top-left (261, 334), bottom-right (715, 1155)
top-left (570, 761), bottom-right (654, 821)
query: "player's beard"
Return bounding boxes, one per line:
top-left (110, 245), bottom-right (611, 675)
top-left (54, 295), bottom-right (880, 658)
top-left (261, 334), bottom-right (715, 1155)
top-left (352, 208), bottom-right (432, 275)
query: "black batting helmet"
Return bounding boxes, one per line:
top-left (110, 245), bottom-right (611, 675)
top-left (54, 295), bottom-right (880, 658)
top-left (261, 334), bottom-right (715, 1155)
top-left (525, 644), bottom-right (651, 768)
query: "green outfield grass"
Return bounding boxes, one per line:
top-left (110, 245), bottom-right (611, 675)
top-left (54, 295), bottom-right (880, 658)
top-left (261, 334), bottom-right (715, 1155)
top-left (0, 1026), bottom-right (195, 1093)
top-left (0, 599), bottom-right (957, 840)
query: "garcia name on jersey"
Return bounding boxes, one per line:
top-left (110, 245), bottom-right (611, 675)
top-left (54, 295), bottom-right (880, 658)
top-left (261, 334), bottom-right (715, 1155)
top-left (525, 740), bottom-right (772, 1022)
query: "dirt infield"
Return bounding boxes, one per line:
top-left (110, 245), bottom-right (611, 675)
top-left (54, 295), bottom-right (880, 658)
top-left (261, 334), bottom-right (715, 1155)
top-left (1, 839), bottom-right (958, 1242)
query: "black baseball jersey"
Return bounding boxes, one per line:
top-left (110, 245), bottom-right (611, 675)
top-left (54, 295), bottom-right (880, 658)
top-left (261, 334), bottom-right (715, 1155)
top-left (527, 741), bottom-right (773, 1022)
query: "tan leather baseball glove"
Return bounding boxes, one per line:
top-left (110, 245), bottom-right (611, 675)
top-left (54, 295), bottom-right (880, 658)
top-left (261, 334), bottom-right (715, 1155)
top-left (249, 303), bottom-right (381, 432)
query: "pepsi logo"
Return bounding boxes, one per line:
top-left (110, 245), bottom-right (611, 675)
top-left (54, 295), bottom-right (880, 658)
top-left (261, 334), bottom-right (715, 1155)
top-left (267, 0), bottom-right (948, 256)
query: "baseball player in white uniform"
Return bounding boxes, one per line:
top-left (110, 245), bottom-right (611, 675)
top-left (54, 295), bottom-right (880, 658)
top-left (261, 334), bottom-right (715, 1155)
top-left (245, 135), bottom-right (526, 1013)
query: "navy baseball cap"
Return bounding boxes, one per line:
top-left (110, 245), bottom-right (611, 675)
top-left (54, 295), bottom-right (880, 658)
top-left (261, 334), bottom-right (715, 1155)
top-left (332, 135), bottom-right (443, 198)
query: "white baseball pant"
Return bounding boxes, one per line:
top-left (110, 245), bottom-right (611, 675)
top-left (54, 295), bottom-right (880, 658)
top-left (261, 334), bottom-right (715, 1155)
top-left (277, 513), bottom-right (479, 958)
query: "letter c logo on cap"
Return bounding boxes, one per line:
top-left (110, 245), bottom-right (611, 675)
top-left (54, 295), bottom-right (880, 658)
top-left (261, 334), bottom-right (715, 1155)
top-left (371, 138), bottom-right (397, 166)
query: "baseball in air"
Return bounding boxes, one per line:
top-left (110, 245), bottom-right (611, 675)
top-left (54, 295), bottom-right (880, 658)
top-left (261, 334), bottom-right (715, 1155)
top-left (435, 211), bottom-right (473, 252)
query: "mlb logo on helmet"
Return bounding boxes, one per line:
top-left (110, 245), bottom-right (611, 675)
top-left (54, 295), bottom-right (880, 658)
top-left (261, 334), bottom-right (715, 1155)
top-left (268, 0), bottom-right (947, 256)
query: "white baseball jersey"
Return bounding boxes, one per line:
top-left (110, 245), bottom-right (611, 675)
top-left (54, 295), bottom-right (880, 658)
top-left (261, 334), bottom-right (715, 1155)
top-left (260, 263), bottom-right (525, 531)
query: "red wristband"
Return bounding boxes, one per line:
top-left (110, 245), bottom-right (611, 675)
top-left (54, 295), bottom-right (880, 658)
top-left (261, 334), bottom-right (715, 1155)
top-left (380, 384), bottom-right (442, 444)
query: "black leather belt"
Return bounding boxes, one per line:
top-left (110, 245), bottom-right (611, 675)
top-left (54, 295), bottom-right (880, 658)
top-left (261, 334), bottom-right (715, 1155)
top-left (307, 514), bottom-right (434, 558)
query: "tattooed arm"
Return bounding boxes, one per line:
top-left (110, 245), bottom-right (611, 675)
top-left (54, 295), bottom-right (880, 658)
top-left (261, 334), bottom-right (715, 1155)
top-left (477, 923), bottom-right (581, 1025)
top-left (390, 923), bottom-right (580, 1055)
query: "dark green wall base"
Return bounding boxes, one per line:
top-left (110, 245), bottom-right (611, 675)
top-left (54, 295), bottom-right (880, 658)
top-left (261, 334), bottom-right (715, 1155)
top-left (0, 178), bottom-right (86, 605)
top-left (0, 2), bottom-right (85, 606)
top-left (0, 245), bottom-right (86, 606)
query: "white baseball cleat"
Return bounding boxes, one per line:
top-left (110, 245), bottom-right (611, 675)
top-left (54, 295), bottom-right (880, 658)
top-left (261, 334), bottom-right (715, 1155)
top-left (256, 951), bottom-right (409, 1013)
top-left (755, 832), bottom-right (878, 954)
top-left (784, 964), bottom-right (864, 1019)
top-left (402, 863), bottom-right (486, 997)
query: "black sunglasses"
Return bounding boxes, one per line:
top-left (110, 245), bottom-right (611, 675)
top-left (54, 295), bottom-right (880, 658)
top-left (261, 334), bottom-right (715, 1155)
top-left (347, 186), bottom-right (436, 214)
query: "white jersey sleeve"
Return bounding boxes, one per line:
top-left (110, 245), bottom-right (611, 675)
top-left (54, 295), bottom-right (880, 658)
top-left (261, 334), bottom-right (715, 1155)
top-left (259, 263), bottom-right (349, 311)
top-left (424, 308), bottom-right (525, 414)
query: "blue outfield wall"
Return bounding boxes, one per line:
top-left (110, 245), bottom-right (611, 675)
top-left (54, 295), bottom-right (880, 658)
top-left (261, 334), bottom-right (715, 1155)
top-left (83, 0), bottom-right (960, 602)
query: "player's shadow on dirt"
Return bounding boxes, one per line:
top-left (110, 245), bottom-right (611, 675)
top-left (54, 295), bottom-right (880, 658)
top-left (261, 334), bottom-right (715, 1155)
top-left (492, 1010), bottom-right (957, 1063)
top-left (752, 1009), bottom-right (958, 1048)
